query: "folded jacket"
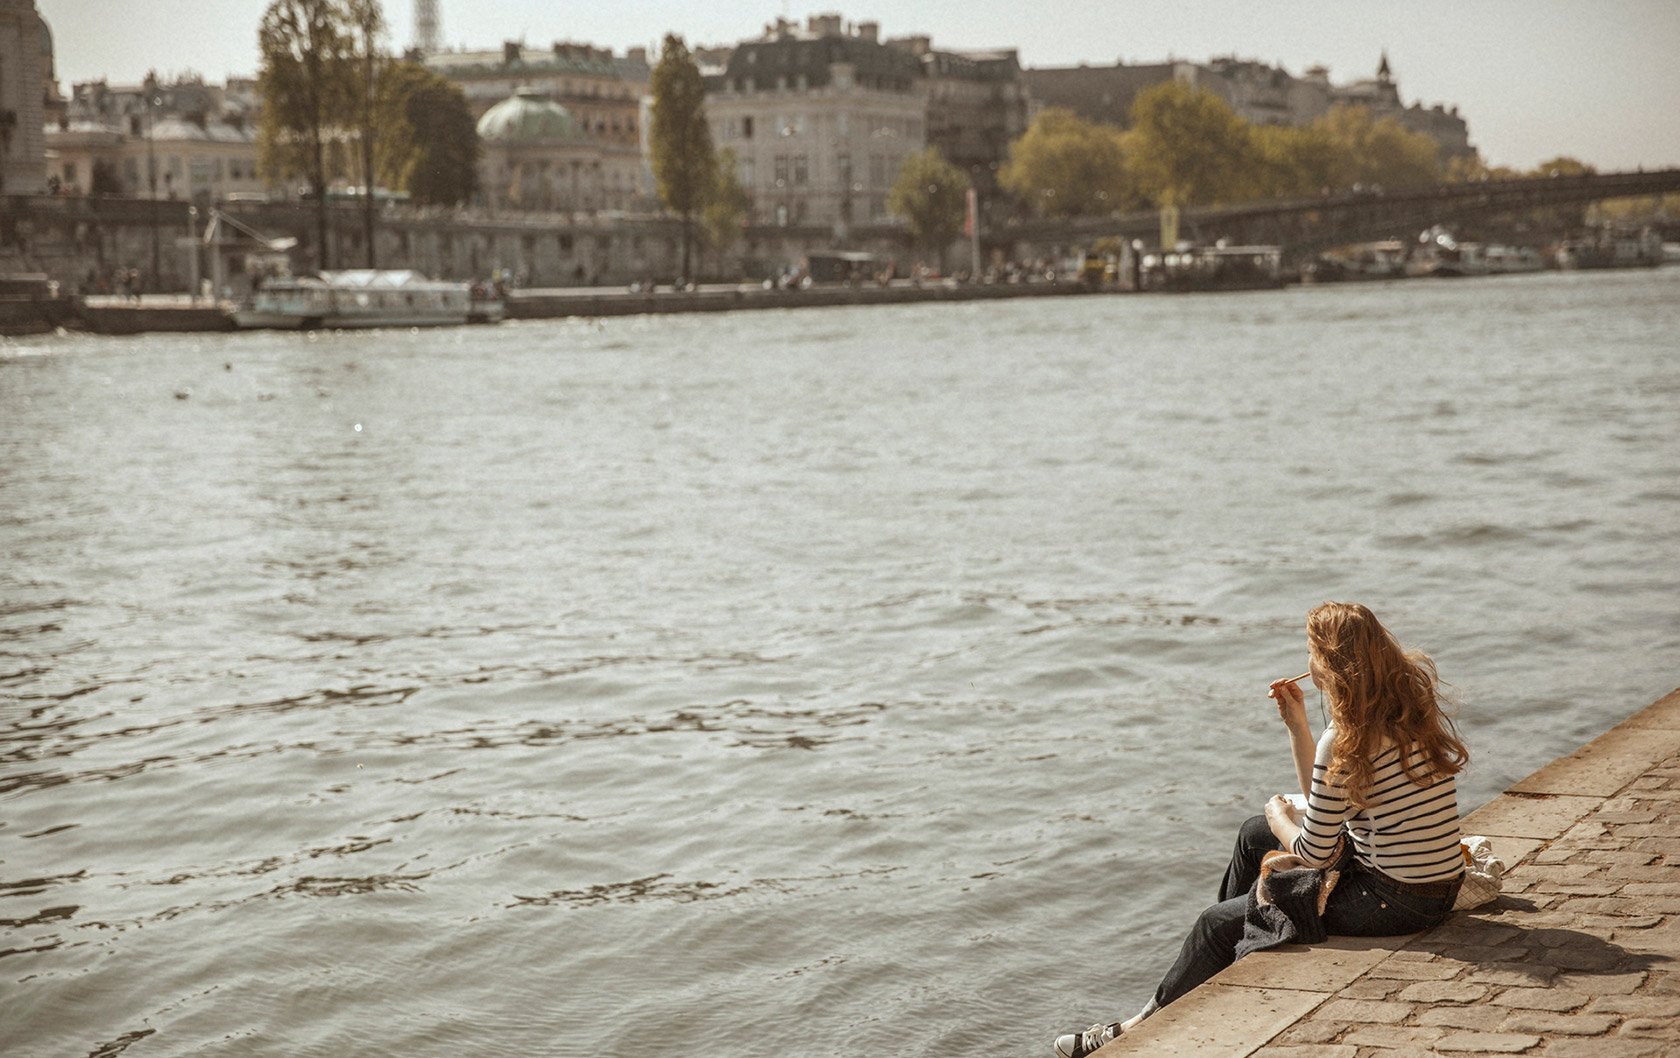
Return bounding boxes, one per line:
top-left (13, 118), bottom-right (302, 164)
top-left (1235, 841), bottom-right (1345, 959)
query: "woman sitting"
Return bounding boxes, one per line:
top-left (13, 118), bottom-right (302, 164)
top-left (1055, 601), bottom-right (1469, 1057)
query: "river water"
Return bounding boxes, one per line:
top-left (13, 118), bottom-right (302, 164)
top-left (3, 269), bottom-right (1678, 1057)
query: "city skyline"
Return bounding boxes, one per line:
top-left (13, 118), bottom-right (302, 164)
top-left (39, 0), bottom-right (1680, 174)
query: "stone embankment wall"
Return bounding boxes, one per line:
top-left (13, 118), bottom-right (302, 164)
top-left (1, 194), bottom-right (994, 295)
top-left (1098, 687), bottom-right (1680, 1057)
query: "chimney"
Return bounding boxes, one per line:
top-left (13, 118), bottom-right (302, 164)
top-left (626, 46), bottom-right (647, 65)
top-left (503, 40), bottom-right (522, 63)
top-left (808, 13), bottom-right (843, 37)
top-left (856, 21), bottom-right (879, 42)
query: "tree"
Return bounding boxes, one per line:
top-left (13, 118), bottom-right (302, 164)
top-left (1249, 122), bottom-right (1342, 198)
top-left (377, 61), bottom-right (480, 207)
top-left (1519, 155), bottom-right (1596, 232)
top-left (700, 147), bottom-right (750, 275)
top-left (888, 147), bottom-right (970, 265)
top-left (345, 0), bottom-right (384, 267)
top-left (258, 0), bottom-right (352, 270)
top-left (998, 108), bottom-right (1131, 217)
top-left (649, 34), bottom-right (715, 285)
top-left (1314, 105), bottom-right (1440, 191)
top-left (1127, 81), bottom-right (1259, 208)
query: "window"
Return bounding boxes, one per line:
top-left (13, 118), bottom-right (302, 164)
top-left (837, 153), bottom-right (852, 188)
top-left (741, 116), bottom-right (753, 139)
top-left (773, 154), bottom-right (788, 187)
top-left (792, 154), bottom-right (807, 185)
top-left (740, 157), bottom-right (755, 187)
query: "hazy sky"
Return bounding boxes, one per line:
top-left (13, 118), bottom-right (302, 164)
top-left (40, 1), bottom-right (1680, 172)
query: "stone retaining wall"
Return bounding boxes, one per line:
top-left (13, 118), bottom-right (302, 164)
top-left (1097, 687), bottom-right (1680, 1057)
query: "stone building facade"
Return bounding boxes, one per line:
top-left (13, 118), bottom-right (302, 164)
top-left (702, 16), bottom-right (1027, 231)
top-left (46, 76), bottom-right (268, 201)
top-left (887, 36), bottom-right (1028, 205)
top-left (474, 88), bottom-right (645, 214)
top-left (1328, 55), bottom-right (1473, 160)
top-left (704, 16), bottom-right (927, 230)
top-left (1023, 53), bottom-right (1475, 163)
top-left (425, 41), bottom-right (649, 150)
top-left (0, 0), bottom-right (47, 194)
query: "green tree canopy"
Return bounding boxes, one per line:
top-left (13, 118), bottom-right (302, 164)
top-left (998, 108), bottom-right (1131, 217)
top-left (258, 0), bottom-right (354, 268)
top-left (1126, 81), bottom-right (1258, 207)
top-left (649, 34), bottom-right (716, 283)
top-left (700, 147), bottom-right (750, 268)
top-left (377, 61), bottom-right (480, 207)
top-left (1529, 156), bottom-right (1595, 179)
top-left (1249, 122), bottom-right (1342, 198)
top-left (1313, 105), bottom-right (1440, 191)
top-left (888, 147), bottom-right (971, 258)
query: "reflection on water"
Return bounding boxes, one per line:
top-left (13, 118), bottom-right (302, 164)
top-left (2, 269), bottom-right (1678, 1057)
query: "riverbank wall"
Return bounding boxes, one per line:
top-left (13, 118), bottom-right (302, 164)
top-left (1097, 687), bottom-right (1680, 1057)
top-left (1, 280), bottom-right (1109, 336)
top-left (504, 279), bottom-right (1096, 319)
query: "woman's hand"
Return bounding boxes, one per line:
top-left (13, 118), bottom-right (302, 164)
top-left (1264, 793), bottom-right (1301, 826)
top-left (1268, 675), bottom-right (1309, 733)
top-left (1264, 793), bottom-right (1304, 845)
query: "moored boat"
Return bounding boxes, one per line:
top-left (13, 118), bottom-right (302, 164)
top-left (1555, 227), bottom-right (1664, 270)
top-left (1137, 245), bottom-right (1287, 292)
top-left (231, 269), bottom-right (504, 330)
top-left (1306, 239), bottom-right (1408, 283)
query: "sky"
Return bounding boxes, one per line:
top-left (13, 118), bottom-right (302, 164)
top-left (39, 0), bottom-right (1680, 172)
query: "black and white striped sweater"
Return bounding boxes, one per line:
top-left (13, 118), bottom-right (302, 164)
top-left (1291, 725), bottom-right (1465, 884)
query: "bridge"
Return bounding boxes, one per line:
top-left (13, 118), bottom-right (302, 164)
top-left (1006, 168), bottom-right (1680, 258)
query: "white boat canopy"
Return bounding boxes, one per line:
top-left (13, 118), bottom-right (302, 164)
top-left (317, 270), bottom-right (439, 288)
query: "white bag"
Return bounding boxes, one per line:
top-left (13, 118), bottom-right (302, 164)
top-left (1452, 835), bottom-right (1506, 910)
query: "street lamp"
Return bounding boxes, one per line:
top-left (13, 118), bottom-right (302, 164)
top-left (144, 77), bottom-right (161, 289)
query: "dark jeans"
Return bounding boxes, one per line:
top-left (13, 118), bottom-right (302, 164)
top-left (1152, 814), bottom-right (1460, 1009)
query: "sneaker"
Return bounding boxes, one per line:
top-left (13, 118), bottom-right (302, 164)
top-left (1053, 1022), bottom-right (1122, 1058)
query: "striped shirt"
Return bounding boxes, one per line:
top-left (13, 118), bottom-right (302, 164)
top-left (1291, 725), bottom-right (1465, 884)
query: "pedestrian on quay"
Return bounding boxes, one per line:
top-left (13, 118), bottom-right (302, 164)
top-left (1054, 602), bottom-right (1469, 1057)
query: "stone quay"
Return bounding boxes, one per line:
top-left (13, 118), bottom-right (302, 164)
top-left (1095, 687), bottom-right (1680, 1057)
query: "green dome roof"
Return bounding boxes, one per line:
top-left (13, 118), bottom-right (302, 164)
top-left (476, 89), bottom-right (582, 143)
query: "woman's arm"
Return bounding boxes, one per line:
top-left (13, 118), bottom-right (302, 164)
top-left (1265, 794), bottom-right (1304, 847)
top-left (1289, 729), bottom-right (1356, 867)
top-left (1269, 676), bottom-right (1315, 800)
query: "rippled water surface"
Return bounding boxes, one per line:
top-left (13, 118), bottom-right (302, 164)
top-left (4, 269), bottom-right (1678, 1057)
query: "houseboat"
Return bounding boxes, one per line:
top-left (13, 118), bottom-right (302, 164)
top-left (231, 270), bottom-right (504, 330)
top-left (1137, 245), bottom-right (1287, 292)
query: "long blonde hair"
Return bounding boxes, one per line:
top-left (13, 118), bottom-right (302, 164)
top-left (1308, 602), bottom-right (1468, 807)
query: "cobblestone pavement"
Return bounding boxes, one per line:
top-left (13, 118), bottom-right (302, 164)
top-left (1099, 689), bottom-right (1680, 1057)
